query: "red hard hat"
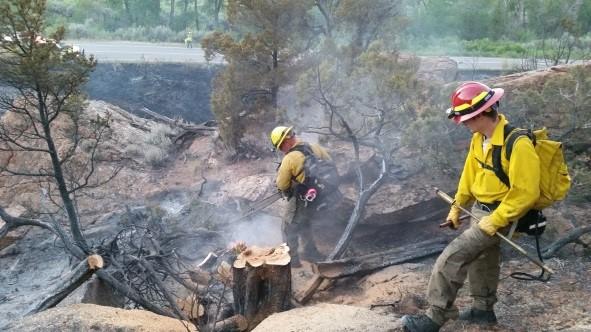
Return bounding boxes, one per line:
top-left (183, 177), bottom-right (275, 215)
top-left (446, 82), bottom-right (504, 124)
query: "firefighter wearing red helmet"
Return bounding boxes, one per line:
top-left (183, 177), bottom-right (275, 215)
top-left (445, 81), bottom-right (504, 124)
top-left (402, 82), bottom-right (541, 332)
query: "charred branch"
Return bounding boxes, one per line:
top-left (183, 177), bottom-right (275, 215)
top-left (315, 239), bottom-right (448, 279)
top-left (0, 205), bottom-right (86, 256)
top-left (138, 107), bottom-right (216, 133)
top-left (29, 255), bottom-right (104, 314)
top-left (95, 269), bottom-right (174, 317)
top-left (542, 225), bottom-right (591, 258)
top-left (139, 259), bottom-right (190, 321)
top-left (298, 66), bottom-right (391, 304)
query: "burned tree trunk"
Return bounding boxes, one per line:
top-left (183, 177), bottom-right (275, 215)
top-left (315, 238), bottom-right (448, 279)
top-left (232, 244), bottom-right (292, 331)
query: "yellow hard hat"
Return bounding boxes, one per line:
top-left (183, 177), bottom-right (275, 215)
top-left (270, 126), bottom-right (293, 150)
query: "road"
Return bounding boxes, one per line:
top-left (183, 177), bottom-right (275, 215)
top-left (70, 40), bottom-right (224, 64)
top-left (449, 56), bottom-right (529, 71)
top-left (70, 41), bottom-right (577, 70)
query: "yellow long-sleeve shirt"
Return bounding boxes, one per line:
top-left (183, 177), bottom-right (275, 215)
top-left (454, 114), bottom-right (540, 228)
top-left (276, 140), bottom-right (331, 192)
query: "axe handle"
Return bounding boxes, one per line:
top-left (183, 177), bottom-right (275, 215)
top-left (435, 188), bottom-right (554, 275)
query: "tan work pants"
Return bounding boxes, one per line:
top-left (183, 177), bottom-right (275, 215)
top-left (282, 197), bottom-right (321, 261)
top-left (281, 190), bottom-right (348, 261)
top-left (426, 205), bottom-right (508, 326)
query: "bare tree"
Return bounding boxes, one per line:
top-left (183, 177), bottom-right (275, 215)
top-left (0, 1), bottom-right (198, 325)
top-left (170, 0), bottom-right (176, 29)
top-left (297, 45), bottom-right (424, 301)
top-left (193, 0), bottom-right (200, 30)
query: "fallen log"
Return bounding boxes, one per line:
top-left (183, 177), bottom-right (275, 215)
top-left (542, 225), bottom-right (591, 258)
top-left (232, 244), bottom-right (292, 331)
top-left (315, 238), bottom-right (448, 279)
top-left (29, 255), bottom-right (104, 314)
top-left (139, 107), bottom-right (216, 132)
top-left (213, 314), bottom-right (248, 332)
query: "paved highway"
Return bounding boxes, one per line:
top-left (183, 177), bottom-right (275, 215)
top-left (70, 41), bottom-right (577, 70)
top-left (71, 40), bottom-right (224, 64)
top-left (449, 56), bottom-right (528, 71)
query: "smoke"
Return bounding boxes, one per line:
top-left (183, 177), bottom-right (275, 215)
top-left (225, 214), bottom-right (284, 248)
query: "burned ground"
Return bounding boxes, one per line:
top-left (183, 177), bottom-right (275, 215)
top-left (86, 63), bottom-right (219, 124)
top-left (1, 62), bottom-right (590, 331)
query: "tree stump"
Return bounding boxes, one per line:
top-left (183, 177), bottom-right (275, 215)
top-left (232, 244), bottom-right (292, 331)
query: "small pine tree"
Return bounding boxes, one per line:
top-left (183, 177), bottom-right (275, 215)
top-left (0, 0), bottom-right (100, 250)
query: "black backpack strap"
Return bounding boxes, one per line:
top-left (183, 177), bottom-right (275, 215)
top-left (481, 124), bottom-right (514, 188)
top-left (489, 124), bottom-right (515, 188)
top-left (491, 146), bottom-right (510, 187)
top-left (490, 124), bottom-right (535, 188)
top-left (287, 143), bottom-right (316, 180)
top-left (505, 128), bottom-right (535, 160)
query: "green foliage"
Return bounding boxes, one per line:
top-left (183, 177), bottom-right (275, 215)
top-left (464, 39), bottom-right (527, 57)
top-left (201, 0), bottom-right (315, 155)
top-left (0, 1), bottom-right (97, 114)
top-left (401, 84), bottom-right (470, 177)
top-left (296, 41), bottom-right (427, 167)
top-left (0, 0), bottom-right (113, 245)
top-left (44, 0), bottom-right (225, 41)
top-left (208, 64), bottom-right (244, 154)
top-left (332, 0), bottom-right (407, 54)
top-left (66, 23), bottom-right (187, 42)
top-left (404, 0), bottom-right (591, 59)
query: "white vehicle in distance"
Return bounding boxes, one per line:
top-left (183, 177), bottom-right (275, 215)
top-left (1, 34), bottom-right (81, 55)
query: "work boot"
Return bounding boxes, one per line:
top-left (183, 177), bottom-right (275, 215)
top-left (458, 308), bottom-right (497, 325)
top-left (401, 314), bottom-right (440, 332)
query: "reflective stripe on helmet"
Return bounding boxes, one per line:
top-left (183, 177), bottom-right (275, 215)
top-left (446, 89), bottom-right (495, 119)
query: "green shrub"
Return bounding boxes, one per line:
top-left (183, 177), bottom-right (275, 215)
top-left (143, 145), bottom-right (169, 168)
top-left (463, 38), bottom-right (526, 57)
top-left (65, 22), bottom-right (188, 42)
top-left (123, 144), bottom-right (144, 158)
top-left (123, 124), bottom-right (178, 167)
top-left (145, 124), bottom-right (175, 148)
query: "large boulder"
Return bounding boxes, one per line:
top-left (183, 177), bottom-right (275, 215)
top-left (252, 303), bottom-right (402, 332)
top-left (6, 303), bottom-right (196, 332)
top-left (417, 56), bottom-right (458, 84)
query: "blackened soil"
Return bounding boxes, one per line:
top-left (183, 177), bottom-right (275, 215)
top-left (86, 63), bottom-right (220, 123)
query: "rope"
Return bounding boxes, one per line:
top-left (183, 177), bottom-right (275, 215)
top-left (510, 223), bottom-right (551, 282)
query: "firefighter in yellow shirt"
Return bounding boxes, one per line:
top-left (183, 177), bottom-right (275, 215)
top-left (184, 31), bottom-right (193, 48)
top-left (402, 82), bottom-right (540, 332)
top-left (270, 126), bottom-right (337, 267)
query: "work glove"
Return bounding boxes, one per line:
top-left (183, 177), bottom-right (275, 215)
top-left (440, 204), bottom-right (461, 230)
top-left (478, 215), bottom-right (499, 236)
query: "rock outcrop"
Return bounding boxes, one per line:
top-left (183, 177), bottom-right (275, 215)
top-left (252, 303), bottom-right (402, 332)
top-left (6, 303), bottom-right (196, 332)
